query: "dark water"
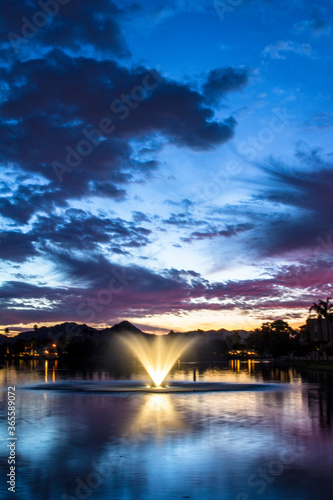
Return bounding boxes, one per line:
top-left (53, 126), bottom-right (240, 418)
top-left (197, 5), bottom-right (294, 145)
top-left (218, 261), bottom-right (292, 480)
top-left (1, 359), bottom-right (333, 500)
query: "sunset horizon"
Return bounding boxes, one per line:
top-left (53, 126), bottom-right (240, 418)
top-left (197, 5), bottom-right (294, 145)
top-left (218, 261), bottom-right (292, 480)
top-left (0, 312), bottom-right (309, 337)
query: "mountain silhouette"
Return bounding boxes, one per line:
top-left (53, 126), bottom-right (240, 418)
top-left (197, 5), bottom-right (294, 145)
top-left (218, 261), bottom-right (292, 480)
top-left (0, 320), bottom-right (251, 344)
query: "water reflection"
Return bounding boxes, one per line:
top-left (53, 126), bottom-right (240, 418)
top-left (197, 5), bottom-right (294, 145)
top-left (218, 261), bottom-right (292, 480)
top-left (0, 361), bottom-right (333, 499)
top-left (126, 394), bottom-right (186, 440)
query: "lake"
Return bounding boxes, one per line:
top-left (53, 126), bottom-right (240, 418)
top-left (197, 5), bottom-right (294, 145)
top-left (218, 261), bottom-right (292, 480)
top-left (1, 359), bottom-right (333, 499)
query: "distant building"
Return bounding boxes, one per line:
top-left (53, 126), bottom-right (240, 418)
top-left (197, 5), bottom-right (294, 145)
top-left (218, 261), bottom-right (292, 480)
top-left (307, 318), bottom-right (333, 347)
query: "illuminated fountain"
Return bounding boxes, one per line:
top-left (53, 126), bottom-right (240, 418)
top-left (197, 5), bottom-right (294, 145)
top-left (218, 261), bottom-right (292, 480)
top-left (26, 332), bottom-right (284, 394)
top-left (120, 333), bottom-right (195, 387)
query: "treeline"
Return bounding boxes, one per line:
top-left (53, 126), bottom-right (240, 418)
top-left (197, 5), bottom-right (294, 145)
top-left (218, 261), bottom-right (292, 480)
top-left (245, 320), bottom-right (302, 358)
top-left (0, 318), bottom-right (317, 363)
top-left (62, 322), bottom-right (305, 362)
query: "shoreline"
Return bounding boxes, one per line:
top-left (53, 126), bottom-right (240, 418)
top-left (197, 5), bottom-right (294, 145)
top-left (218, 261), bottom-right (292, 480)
top-left (276, 359), bottom-right (333, 372)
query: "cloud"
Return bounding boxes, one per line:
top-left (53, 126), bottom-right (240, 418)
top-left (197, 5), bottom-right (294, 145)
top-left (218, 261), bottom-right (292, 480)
top-left (163, 213), bottom-right (205, 228)
top-left (0, 50), bottom-right (240, 224)
top-left (274, 259), bottom-right (333, 291)
top-left (182, 223), bottom-right (254, 243)
top-left (302, 112), bottom-right (333, 130)
top-left (91, 182), bottom-right (127, 200)
top-left (134, 80), bottom-right (237, 150)
top-left (1, 250), bottom-right (328, 326)
top-left (124, 0), bottom-right (212, 31)
top-left (263, 40), bottom-right (313, 59)
top-left (249, 149), bottom-right (333, 258)
top-left (1, 52), bottom-right (236, 151)
top-left (0, 253), bottom-right (213, 325)
top-left (0, 231), bottom-right (37, 262)
top-left (35, 210), bottom-right (151, 251)
top-left (0, 208), bottom-right (154, 263)
top-left (202, 67), bottom-right (249, 105)
top-left (293, 8), bottom-right (331, 38)
top-left (2, 0), bottom-right (129, 57)
top-left (205, 148), bottom-right (333, 263)
top-left (0, 182), bottom-right (69, 225)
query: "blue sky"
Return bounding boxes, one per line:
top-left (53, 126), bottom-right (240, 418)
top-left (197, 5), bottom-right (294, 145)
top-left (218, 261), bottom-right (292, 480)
top-left (0, 0), bottom-right (333, 333)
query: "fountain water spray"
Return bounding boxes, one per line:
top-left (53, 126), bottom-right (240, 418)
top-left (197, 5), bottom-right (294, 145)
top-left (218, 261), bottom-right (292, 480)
top-left (120, 334), bottom-right (195, 387)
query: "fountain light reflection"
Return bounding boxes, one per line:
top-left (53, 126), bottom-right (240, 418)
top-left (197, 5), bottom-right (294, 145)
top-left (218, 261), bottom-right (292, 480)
top-left (125, 393), bottom-right (187, 440)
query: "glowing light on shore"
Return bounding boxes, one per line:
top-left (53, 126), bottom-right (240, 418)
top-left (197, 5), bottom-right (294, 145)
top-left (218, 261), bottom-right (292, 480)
top-left (120, 334), bottom-right (195, 386)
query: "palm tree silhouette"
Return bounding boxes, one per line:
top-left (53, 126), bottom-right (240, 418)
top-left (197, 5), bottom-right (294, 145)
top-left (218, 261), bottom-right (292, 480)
top-left (309, 297), bottom-right (333, 352)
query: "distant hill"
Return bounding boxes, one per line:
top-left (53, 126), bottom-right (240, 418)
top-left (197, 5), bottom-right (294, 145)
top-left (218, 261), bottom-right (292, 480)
top-left (0, 321), bottom-right (251, 344)
top-left (1, 322), bottom-right (99, 344)
top-left (0, 321), bottom-right (147, 344)
top-left (181, 328), bottom-right (251, 341)
top-left (101, 320), bottom-right (144, 336)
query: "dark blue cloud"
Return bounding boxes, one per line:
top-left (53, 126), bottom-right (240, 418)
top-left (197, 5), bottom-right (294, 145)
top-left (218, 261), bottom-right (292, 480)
top-left (0, 49), bottom-right (242, 224)
top-left (0, 231), bottom-right (37, 262)
top-left (293, 6), bottom-right (331, 37)
top-left (182, 223), bottom-right (254, 243)
top-left (250, 150), bottom-right (333, 257)
top-left (202, 67), bottom-right (249, 105)
top-left (0, 208), bottom-right (153, 262)
top-left (2, 0), bottom-right (129, 57)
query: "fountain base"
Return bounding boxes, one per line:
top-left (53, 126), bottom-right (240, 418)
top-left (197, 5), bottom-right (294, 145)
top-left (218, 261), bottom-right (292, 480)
top-left (23, 380), bottom-right (284, 393)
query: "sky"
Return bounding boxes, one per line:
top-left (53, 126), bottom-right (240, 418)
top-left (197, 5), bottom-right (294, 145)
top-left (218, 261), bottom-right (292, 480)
top-left (0, 0), bottom-right (333, 334)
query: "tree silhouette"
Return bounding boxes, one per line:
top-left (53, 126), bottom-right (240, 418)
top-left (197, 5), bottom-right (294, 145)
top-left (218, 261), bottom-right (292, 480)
top-left (246, 320), bottom-right (296, 358)
top-left (309, 298), bottom-right (333, 352)
top-left (309, 297), bottom-right (333, 320)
